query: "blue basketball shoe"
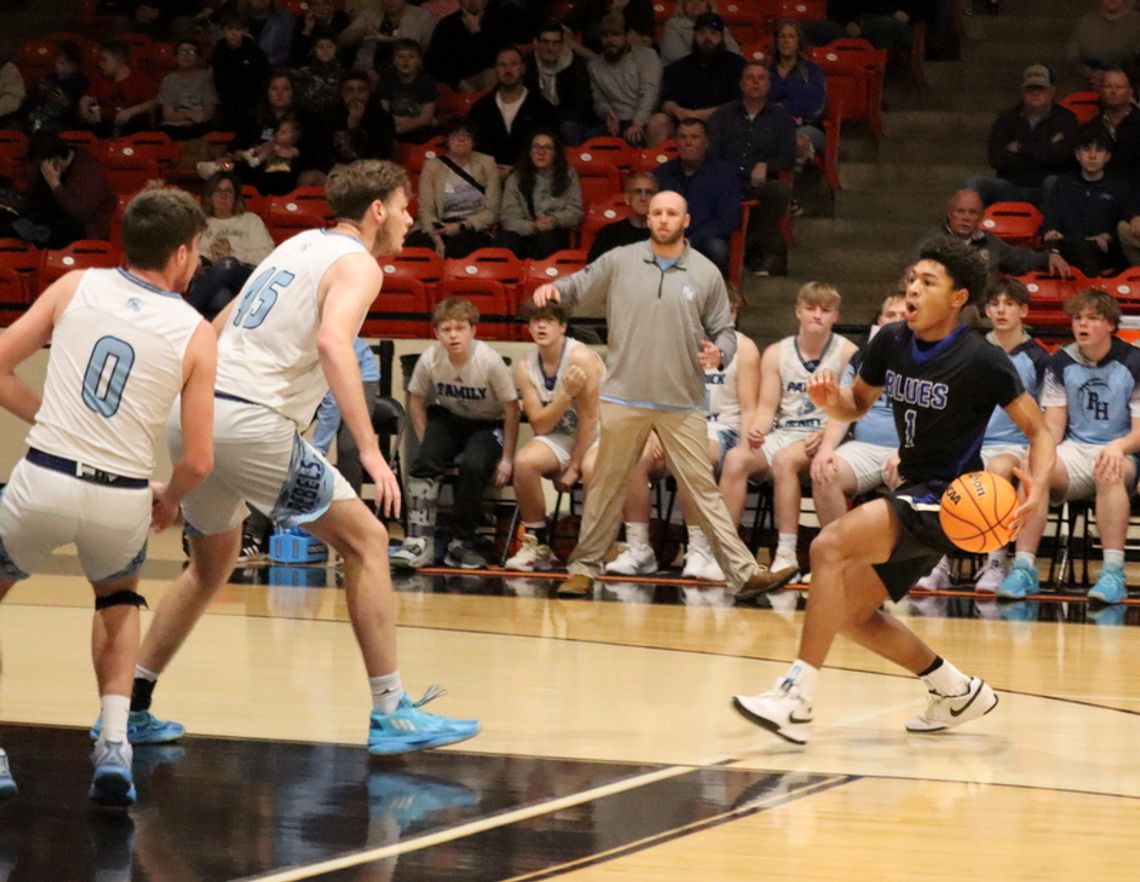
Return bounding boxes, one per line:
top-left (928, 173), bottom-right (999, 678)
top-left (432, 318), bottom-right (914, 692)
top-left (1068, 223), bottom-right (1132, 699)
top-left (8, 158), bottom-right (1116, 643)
top-left (367, 771), bottom-right (479, 830)
top-left (89, 740), bottom-right (136, 808)
top-left (1088, 565), bottom-right (1128, 604)
top-left (90, 710), bottom-right (185, 745)
top-left (996, 562), bottom-right (1038, 600)
top-left (0, 750), bottom-right (16, 800)
top-left (367, 686), bottom-right (480, 756)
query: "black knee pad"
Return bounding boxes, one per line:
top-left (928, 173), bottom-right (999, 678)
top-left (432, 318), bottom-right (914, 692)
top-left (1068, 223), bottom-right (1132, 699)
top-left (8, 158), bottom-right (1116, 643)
top-left (94, 590), bottom-right (148, 611)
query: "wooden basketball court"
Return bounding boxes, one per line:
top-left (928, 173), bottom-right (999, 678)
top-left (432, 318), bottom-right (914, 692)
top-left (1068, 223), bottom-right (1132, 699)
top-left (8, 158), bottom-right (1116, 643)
top-left (1, 531), bottom-right (1138, 880)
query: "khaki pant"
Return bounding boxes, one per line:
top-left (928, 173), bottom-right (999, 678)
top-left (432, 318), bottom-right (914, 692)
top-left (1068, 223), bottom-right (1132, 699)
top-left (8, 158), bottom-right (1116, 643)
top-left (569, 402), bottom-right (761, 590)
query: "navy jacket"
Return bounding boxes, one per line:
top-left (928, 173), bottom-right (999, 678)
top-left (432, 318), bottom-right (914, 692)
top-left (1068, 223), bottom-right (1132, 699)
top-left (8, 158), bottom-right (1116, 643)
top-left (1043, 170), bottom-right (1137, 238)
top-left (707, 100), bottom-right (797, 192)
top-left (654, 156), bottom-right (742, 244)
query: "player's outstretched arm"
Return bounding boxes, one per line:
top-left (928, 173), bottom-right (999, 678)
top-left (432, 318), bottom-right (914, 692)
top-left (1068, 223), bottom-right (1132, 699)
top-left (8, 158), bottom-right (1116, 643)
top-left (0, 272), bottom-right (82, 423)
top-left (1005, 392), bottom-right (1056, 535)
top-left (154, 322), bottom-right (217, 531)
top-left (808, 371), bottom-right (878, 422)
top-left (317, 252), bottom-right (400, 517)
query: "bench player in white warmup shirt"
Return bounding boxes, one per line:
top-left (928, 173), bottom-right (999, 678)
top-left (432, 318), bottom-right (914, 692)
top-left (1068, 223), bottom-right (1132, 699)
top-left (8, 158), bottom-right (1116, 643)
top-left (0, 188), bottom-right (216, 806)
top-left (103, 160), bottom-right (480, 756)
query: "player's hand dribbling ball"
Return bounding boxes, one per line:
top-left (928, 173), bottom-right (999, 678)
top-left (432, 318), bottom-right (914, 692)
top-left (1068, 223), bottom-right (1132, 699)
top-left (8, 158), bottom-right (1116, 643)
top-left (939, 472), bottom-right (1018, 553)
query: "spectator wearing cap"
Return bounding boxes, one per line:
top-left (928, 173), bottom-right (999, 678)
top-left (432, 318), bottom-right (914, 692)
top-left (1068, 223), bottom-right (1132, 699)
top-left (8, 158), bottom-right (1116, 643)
top-left (586, 12), bottom-right (662, 146)
top-left (1083, 69), bottom-right (1140, 181)
top-left (963, 64), bottom-right (1078, 208)
top-left (648, 12), bottom-right (745, 146)
top-left (524, 20), bottom-right (596, 147)
top-left (654, 118), bottom-right (741, 273)
top-left (661, 0), bottom-right (741, 66)
top-left (1067, 0), bottom-right (1140, 89)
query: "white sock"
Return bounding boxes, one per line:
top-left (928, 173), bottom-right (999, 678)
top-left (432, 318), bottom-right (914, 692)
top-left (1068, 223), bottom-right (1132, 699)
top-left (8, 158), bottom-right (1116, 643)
top-left (687, 525), bottom-right (710, 551)
top-left (370, 672), bottom-right (404, 715)
top-left (987, 549), bottom-right (1006, 566)
top-left (133, 664), bottom-right (158, 683)
top-left (781, 659), bottom-right (819, 698)
top-left (1104, 549), bottom-right (1125, 568)
top-left (626, 522), bottom-right (650, 548)
top-left (1014, 551), bottom-right (1036, 571)
top-left (921, 657), bottom-right (970, 696)
top-left (100, 694), bottom-right (131, 743)
top-left (777, 533), bottom-right (797, 557)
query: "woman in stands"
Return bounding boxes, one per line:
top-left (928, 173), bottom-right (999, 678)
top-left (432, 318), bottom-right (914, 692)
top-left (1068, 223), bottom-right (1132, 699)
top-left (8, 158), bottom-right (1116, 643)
top-left (498, 128), bottom-right (583, 260)
top-left (660, 0), bottom-right (741, 64)
top-left (407, 118), bottom-right (501, 259)
top-left (768, 20), bottom-right (827, 170)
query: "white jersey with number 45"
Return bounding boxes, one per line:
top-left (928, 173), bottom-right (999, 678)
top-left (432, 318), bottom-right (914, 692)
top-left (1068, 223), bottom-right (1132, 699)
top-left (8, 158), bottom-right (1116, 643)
top-left (215, 228), bottom-right (371, 429)
top-left (26, 268), bottom-right (204, 479)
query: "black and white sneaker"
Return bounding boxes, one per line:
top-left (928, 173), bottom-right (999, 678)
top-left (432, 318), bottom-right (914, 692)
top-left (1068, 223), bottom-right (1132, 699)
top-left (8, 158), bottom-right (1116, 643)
top-left (732, 678), bottom-right (813, 745)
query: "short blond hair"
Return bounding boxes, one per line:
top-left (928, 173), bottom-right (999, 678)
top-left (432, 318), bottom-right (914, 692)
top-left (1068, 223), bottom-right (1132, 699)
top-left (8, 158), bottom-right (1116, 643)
top-left (796, 281), bottom-right (840, 310)
top-left (432, 297), bottom-right (480, 327)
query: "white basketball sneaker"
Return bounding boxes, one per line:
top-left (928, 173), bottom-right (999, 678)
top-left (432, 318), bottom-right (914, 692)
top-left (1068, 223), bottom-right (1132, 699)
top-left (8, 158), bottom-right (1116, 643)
top-left (732, 678), bottom-right (813, 745)
top-left (505, 534), bottom-right (555, 572)
top-left (906, 676), bottom-right (998, 733)
top-left (682, 546), bottom-right (725, 581)
top-left (973, 558), bottom-right (1008, 594)
top-left (915, 556), bottom-right (952, 590)
top-left (604, 543), bottom-right (657, 576)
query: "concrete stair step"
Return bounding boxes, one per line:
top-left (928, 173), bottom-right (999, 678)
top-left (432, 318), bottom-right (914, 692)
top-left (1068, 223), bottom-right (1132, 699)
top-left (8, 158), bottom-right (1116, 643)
top-left (882, 110), bottom-right (993, 139)
top-left (790, 246), bottom-right (913, 281)
top-left (962, 14), bottom-right (1078, 42)
top-left (793, 217), bottom-right (930, 249)
top-left (923, 60), bottom-right (1042, 91)
top-left (835, 190), bottom-right (945, 223)
top-left (840, 160), bottom-right (978, 190)
top-left (961, 38), bottom-right (1062, 66)
top-left (887, 86), bottom-right (1013, 113)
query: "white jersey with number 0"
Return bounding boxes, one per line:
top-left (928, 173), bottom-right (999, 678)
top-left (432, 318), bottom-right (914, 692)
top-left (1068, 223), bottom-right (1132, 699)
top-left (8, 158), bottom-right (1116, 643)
top-left (215, 228), bottom-right (370, 429)
top-left (26, 267), bottom-right (203, 479)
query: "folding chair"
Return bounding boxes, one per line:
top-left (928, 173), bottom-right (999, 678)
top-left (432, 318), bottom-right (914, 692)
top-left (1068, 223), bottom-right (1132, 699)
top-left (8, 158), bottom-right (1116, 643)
top-left (41, 240), bottom-right (120, 286)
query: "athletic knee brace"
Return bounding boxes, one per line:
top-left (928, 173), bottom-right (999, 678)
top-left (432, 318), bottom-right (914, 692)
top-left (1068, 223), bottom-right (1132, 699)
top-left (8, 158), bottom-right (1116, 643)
top-left (94, 590), bottom-right (148, 611)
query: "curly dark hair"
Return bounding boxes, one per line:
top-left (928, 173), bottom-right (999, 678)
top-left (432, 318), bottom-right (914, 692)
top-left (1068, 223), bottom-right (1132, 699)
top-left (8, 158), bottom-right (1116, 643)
top-left (514, 128), bottom-right (572, 211)
top-left (917, 235), bottom-right (989, 305)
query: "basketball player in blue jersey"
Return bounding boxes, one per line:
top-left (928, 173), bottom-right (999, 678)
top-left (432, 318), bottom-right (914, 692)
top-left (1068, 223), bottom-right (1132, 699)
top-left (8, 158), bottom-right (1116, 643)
top-left (995, 289), bottom-right (1140, 604)
top-left (732, 237), bottom-right (1056, 745)
top-left (0, 188), bottom-right (217, 805)
top-left (99, 160), bottom-right (480, 755)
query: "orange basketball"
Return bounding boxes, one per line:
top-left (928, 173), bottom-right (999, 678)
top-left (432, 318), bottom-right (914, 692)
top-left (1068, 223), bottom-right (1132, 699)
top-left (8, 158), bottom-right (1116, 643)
top-left (939, 472), bottom-right (1019, 553)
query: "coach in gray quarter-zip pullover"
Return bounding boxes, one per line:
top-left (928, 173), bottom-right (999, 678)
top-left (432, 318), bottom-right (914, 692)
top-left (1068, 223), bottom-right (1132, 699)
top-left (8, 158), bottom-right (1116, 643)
top-left (552, 239), bottom-right (737, 411)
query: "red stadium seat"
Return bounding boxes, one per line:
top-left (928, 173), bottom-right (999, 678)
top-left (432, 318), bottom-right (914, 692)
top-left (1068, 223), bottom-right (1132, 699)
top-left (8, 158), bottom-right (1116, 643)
top-left (727, 200), bottom-right (758, 288)
top-left (633, 140), bottom-right (678, 173)
top-left (778, 0), bottom-right (828, 22)
top-left (811, 41), bottom-right (886, 136)
top-left (0, 131), bottom-right (29, 162)
top-left (41, 240), bottom-right (120, 286)
top-left (523, 249), bottom-right (587, 298)
top-left (395, 136), bottom-right (447, 175)
top-left (444, 247), bottom-right (526, 294)
top-left (567, 155), bottom-right (622, 205)
top-left (574, 136), bottom-right (636, 178)
top-left (1059, 91), bottom-right (1100, 125)
top-left (982, 202), bottom-right (1044, 249)
top-left (1018, 270), bottom-right (1088, 331)
top-left (0, 268), bottom-right (28, 326)
top-left (719, 2), bottom-right (767, 44)
top-left (579, 195), bottom-right (630, 253)
top-left (363, 276), bottom-right (431, 339)
top-left (58, 130), bottom-right (102, 154)
top-left (431, 277), bottom-right (516, 340)
top-left (379, 247), bottom-right (446, 287)
top-left (435, 84), bottom-right (491, 120)
top-left (265, 187), bottom-right (333, 243)
top-left (0, 239), bottom-right (41, 302)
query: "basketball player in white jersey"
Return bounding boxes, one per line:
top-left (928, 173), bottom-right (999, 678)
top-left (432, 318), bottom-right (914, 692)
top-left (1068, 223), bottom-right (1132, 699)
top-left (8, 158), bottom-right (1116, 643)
top-left (105, 160), bottom-right (480, 756)
top-left (505, 299), bottom-right (604, 572)
top-left (719, 282), bottom-right (856, 578)
top-left (0, 188), bottom-right (216, 806)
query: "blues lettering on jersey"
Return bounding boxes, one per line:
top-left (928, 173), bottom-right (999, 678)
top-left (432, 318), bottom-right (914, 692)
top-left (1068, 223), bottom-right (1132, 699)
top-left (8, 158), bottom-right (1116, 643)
top-left (859, 323), bottom-right (1023, 485)
top-left (1046, 338), bottom-right (1140, 445)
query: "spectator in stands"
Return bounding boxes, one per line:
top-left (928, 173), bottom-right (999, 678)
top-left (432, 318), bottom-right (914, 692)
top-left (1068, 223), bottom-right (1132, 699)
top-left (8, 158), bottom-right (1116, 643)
top-left (78, 39), bottom-right (157, 138)
top-left (469, 46), bottom-right (558, 170)
top-left (811, 291), bottom-right (906, 529)
top-left (245, 0), bottom-right (295, 68)
top-left (1067, 0), bottom-right (1140, 89)
top-left (719, 281), bottom-right (857, 580)
top-left (1042, 129), bottom-right (1137, 277)
top-left (963, 64), bottom-right (1078, 208)
top-left (234, 115), bottom-right (304, 195)
top-left (587, 13), bottom-right (661, 147)
top-left (390, 297), bottom-right (520, 570)
top-left (499, 128), bottom-right (584, 259)
top-left (769, 20), bottom-right (828, 169)
top-left (312, 339), bottom-right (381, 497)
top-left (660, 0), bottom-right (741, 65)
top-left (425, 0), bottom-right (508, 93)
top-left (0, 41), bottom-right (25, 128)
top-left (119, 0), bottom-right (169, 40)
top-left (322, 70), bottom-right (396, 167)
top-left (654, 118), bottom-right (741, 273)
top-left (211, 10), bottom-right (272, 133)
top-left (22, 42), bottom-right (89, 135)
top-left (407, 118), bottom-right (501, 257)
top-left (159, 38), bottom-right (218, 141)
top-left (524, 20), bottom-right (596, 147)
top-left (233, 72), bottom-right (304, 161)
top-left (993, 289), bottom-right (1140, 605)
top-left (505, 299), bottom-right (605, 572)
top-left (566, 0), bottom-right (656, 58)
top-left (378, 39), bottom-right (438, 144)
top-left (827, 1), bottom-right (930, 53)
top-left (338, 0), bottom-right (436, 75)
top-left (648, 12), bottom-right (744, 146)
top-left (18, 134), bottom-right (115, 248)
top-left (1085, 69), bottom-right (1140, 178)
top-left (920, 188), bottom-right (1071, 276)
top-left (187, 170), bottom-right (275, 320)
top-left (294, 30), bottom-right (346, 126)
top-left (708, 61), bottom-right (795, 275)
top-left (587, 170), bottom-right (656, 261)
top-left (289, 0), bottom-right (350, 67)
